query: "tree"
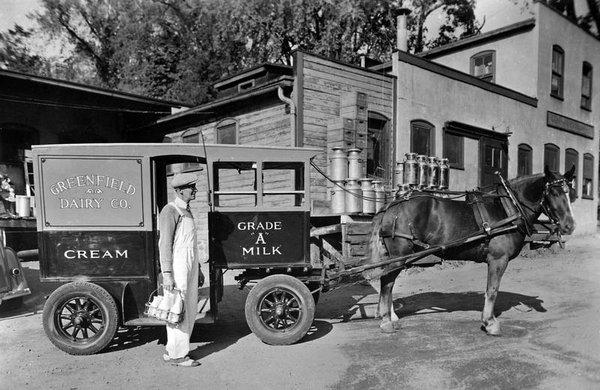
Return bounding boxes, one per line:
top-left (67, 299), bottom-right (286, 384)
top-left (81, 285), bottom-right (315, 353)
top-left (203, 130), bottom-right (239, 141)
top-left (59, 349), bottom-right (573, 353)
top-left (0, 26), bottom-right (48, 73)
top-left (0, 0), bottom-right (482, 104)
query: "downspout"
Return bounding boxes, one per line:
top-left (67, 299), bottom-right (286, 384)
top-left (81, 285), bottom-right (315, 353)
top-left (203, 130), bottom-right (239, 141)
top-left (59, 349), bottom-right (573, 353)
top-left (278, 86), bottom-right (296, 146)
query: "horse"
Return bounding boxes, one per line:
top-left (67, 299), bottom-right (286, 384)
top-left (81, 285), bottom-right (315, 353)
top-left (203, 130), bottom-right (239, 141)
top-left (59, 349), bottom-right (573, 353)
top-left (365, 166), bottom-right (576, 336)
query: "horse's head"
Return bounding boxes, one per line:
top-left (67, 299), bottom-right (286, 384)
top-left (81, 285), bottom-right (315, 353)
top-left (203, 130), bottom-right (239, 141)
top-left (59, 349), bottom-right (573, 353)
top-left (543, 165), bottom-right (576, 234)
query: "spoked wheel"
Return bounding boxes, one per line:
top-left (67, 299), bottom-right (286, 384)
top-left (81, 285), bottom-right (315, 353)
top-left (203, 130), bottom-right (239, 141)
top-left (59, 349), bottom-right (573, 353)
top-left (245, 275), bottom-right (315, 345)
top-left (43, 282), bottom-right (119, 355)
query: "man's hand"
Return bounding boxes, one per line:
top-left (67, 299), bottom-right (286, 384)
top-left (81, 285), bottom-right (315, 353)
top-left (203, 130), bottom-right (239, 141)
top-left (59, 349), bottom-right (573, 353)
top-left (163, 272), bottom-right (174, 292)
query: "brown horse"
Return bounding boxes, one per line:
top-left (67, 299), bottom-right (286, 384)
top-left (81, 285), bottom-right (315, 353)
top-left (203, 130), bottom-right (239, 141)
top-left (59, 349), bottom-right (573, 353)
top-left (365, 166), bottom-right (576, 335)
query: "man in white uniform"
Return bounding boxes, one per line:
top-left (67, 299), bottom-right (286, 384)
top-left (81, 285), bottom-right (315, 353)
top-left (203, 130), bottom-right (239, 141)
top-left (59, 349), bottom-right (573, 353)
top-left (159, 172), bottom-right (200, 367)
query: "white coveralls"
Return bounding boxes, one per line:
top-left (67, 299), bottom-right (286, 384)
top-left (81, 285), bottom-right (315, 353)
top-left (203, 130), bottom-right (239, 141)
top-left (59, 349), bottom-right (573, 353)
top-left (165, 202), bottom-right (199, 359)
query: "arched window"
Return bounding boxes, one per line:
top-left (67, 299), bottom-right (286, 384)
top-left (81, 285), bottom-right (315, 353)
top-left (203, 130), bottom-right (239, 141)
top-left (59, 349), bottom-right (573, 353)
top-left (410, 120), bottom-right (434, 156)
top-left (544, 143), bottom-right (560, 172)
top-left (565, 148), bottom-right (579, 190)
top-left (583, 153), bottom-right (594, 199)
top-left (470, 50), bottom-right (495, 82)
top-left (367, 112), bottom-right (390, 179)
top-left (216, 118), bottom-right (238, 144)
top-left (517, 143), bottom-right (532, 177)
top-left (551, 45), bottom-right (564, 98)
top-left (581, 61), bottom-right (593, 110)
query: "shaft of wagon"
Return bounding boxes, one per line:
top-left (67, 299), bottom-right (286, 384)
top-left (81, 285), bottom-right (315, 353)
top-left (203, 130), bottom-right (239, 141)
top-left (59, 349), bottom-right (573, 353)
top-left (332, 224), bottom-right (519, 279)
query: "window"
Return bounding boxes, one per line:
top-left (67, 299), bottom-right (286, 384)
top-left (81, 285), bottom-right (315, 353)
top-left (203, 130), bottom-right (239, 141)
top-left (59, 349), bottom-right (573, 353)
top-left (216, 119), bottom-right (237, 144)
top-left (565, 148), bottom-right (579, 191)
top-left (581, 62), bottom-right (593, 110)
top-left (367, 112), bottom-right (390, 178)
top-left (544, 143), bottom-right (560, 172)
top-left (551, 45), bottom-right (564, 99)
top-left (583, 153), bottom-right (593, 199)
top-left (181, 129), bottom-right (199, 143)
top-left (410, 120), bottom-right (434, 156)
top-left (517, 143), bottom-right (533, 177)
top-left (443, 131), bottom-right (464, 169)
top-left (470, 51), bottom-right (495, 82)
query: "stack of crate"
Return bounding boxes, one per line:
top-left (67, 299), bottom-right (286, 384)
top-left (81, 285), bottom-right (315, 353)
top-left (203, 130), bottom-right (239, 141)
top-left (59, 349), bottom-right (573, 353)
top-left (326, 91), bottom-right (369, 177)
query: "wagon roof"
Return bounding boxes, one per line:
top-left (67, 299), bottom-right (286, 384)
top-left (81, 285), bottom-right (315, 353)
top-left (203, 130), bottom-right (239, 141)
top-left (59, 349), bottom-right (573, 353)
top-left (31, 143), bottom-right (322, 161)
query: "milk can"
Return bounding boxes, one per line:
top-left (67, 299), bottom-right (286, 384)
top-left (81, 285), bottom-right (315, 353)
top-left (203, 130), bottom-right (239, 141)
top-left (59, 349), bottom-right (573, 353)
top-left (394, 161), bottom-right (405, 186)
top-left (416, 155), bottom-right (429, 188)
top-left (360, 178), bottom-right (375, 214)
top-left (427, 157), bottom-right (440, 189)
top-left (329, 147), bottom-right (348, 181)
top-left (396, 183), bottom-right (411, 199)
top-left (373, 180), bottom-right (386, 212)
top-left (331, 181), bottom-right (346, 214)
top-left (347, 148), bottom-right (362, 180)
top-left (404, 152), bottom-right (418, 186)
top-left (439, 158), bottom-right (450, 190)
top-left (345, 179), bottom-right (362, 213)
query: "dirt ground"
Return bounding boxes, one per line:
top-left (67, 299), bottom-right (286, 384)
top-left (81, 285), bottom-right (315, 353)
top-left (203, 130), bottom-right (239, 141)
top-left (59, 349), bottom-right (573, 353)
top-left (1, 233), bottom-right (600, 390)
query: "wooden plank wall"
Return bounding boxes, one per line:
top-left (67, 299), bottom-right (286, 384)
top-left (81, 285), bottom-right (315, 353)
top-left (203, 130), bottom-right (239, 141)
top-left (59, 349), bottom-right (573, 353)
top-left (299, 53), bottom-right (395, 214)
top-left (165, 103), bottom-right (293, 257)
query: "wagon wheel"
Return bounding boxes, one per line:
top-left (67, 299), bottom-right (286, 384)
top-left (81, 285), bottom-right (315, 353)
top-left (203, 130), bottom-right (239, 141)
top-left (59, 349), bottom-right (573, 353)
top-left (43, 281), bottom-right (119, 355)
top-left (245, 275), bottom-right (315, 345)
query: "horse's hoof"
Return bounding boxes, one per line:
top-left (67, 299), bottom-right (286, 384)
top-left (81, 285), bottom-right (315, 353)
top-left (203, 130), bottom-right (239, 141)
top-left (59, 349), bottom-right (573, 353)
top-left (380, 321), bottom-right (397, 334)
top-left (483, 322), bottom-right (501, 336)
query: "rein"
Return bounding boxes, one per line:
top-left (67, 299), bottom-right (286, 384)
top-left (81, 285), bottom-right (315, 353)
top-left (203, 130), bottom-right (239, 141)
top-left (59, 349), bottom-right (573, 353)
top-left (502, 175), bottom-right (569, 244)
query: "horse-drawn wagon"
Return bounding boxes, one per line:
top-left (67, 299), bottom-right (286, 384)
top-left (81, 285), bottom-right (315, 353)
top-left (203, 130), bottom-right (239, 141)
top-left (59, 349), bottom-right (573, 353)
top-left (31, 143), bottom-right (576, 354)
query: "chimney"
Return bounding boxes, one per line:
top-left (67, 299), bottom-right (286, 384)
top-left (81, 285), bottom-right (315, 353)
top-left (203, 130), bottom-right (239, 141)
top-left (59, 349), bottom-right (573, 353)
top-left (396, 8), bottom-right (411, 52)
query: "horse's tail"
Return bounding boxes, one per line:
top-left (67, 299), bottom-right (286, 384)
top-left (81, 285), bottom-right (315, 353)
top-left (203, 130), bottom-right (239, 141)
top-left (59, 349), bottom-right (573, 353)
top-left (363, 210), bottom-right (387, 281)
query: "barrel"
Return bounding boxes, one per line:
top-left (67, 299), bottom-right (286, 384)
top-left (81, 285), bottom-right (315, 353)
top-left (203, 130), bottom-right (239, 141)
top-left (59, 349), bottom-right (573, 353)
top-left (416, 155), bottom-right (428, 188)
top-left (404, 152), bottom-right (418, 186)
top-left (331, 181), bottom-right (346, 214)
top-left (394, 161), bottom-right (405, 186)
top-left (427, 156), bottom-right (440, 189)
top-left (347, 148), bottom-right (362, 180)
top-left (15, 195), bottom-right (30, 217)
top-left (360, 178), bottom-right (375, 214)
top-left (373, 180), bottom-right (386, 212)
top-left (329, 147), bottom-right (348, 181)
top-left (345, 179), bottom-right (362, 213)
top-left (439, 158), bottom-right (450, 189)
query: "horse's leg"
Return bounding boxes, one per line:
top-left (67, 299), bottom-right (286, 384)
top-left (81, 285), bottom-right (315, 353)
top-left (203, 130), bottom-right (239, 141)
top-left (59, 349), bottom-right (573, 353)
top-left (482, 254), bottom-right (510, 336)
top-left (367, 279), bottom-right (399, 322)
top-left (379, 269), bottom-right (401, 333)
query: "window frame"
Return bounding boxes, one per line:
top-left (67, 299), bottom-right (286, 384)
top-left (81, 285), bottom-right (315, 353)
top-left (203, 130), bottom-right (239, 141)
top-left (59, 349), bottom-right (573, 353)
top-left (215, 118), bottom-right (238, 145)
top-left (581, 61), bottom-right (593, 111)
top-left (564, 148), bottom-right (579, 192)
top-left (544, 143), bottom-right (560, 172)
top-left (582, 153), bottom-right (594, 200)
top-left (551, 45), bottom-right (565, 99)
top-left (410, 120), bottom-right (435, 157)
top-left (443, 130), bottom-right (464, 169)
top-left (470, 50), bottom-right (496, 83)
top-left (517, 143), bottom-right (533, 177)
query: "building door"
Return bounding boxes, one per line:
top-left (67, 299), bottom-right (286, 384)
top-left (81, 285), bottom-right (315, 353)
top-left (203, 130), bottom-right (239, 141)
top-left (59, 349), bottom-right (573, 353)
top-left (480, 137), bottom-right (508, 188)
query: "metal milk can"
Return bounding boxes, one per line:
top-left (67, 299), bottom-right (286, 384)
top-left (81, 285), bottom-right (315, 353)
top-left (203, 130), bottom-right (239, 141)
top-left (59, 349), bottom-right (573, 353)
top-left (345, 179), bottom-right (362, 213)
top-left (360, 178), bottom-right (375, 214)
top-left (329, 147), bottom-right (348, 181)
top-left (373, 180), bottom-right (386, 212)
top-left (394, 161), bottom-right (404, 186)
top-left (439, 158), bottom-right (450, 190)
top-left (330, 180), bottom-right (346, 214)
top-left (416, 155), bottom-right (429, 189)
top-left (427, 156), bottom-right (440, 189)
top-left (347, 148), bottom-right (362, 180)
top-left (404, 152), bottom-right (418, 186)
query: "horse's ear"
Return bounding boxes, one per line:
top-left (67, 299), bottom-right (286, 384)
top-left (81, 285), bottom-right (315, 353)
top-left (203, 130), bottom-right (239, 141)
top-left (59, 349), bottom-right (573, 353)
top-left (564, 164), bottom-right (576, 181)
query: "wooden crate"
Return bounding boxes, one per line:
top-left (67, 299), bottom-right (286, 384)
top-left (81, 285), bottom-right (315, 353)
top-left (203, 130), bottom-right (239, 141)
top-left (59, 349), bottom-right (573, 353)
top-left (340, 105), bottom-right (367, 121)
top-left (341, 91), bottom-right (368, 107)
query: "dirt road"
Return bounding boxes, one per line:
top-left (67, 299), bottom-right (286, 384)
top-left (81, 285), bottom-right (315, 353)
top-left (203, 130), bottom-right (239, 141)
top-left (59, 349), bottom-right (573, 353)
top-left (1, 233), bottom-right (600, 389)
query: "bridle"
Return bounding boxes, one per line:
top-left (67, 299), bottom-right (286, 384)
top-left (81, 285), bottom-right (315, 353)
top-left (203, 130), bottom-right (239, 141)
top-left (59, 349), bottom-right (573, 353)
top-left (539, 178), bottom-right (572, 247)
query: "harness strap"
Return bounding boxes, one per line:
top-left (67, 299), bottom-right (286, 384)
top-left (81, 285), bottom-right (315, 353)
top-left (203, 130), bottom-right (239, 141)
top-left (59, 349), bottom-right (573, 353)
top-left (470, 197), bottom-right (492, 235)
